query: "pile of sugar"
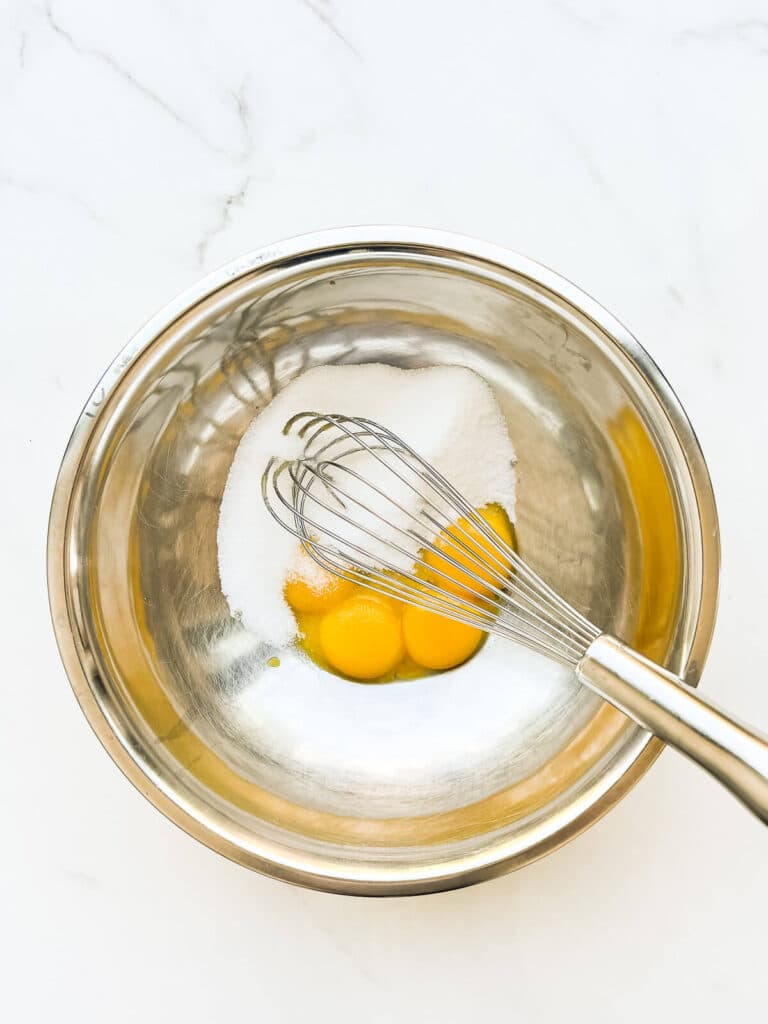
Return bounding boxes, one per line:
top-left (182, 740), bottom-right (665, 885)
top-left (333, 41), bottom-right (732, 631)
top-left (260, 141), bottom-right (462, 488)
top-left (217, 364), bottom-right (517, 646)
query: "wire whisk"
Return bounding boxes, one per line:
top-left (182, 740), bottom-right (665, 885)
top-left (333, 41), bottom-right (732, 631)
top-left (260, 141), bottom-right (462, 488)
top-left (263, 412), bottom-right (598, 668)
top-left (262, 411), bottom-right (768, 826)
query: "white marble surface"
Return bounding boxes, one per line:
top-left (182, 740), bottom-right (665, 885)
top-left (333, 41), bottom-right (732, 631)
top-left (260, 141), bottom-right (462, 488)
top-left (2, 0), bottom-right (768, 1019)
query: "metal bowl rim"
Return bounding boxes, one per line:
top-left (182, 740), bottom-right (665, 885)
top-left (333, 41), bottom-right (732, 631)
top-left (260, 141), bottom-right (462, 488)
top-left (47, 226), bottom-right (720, 895)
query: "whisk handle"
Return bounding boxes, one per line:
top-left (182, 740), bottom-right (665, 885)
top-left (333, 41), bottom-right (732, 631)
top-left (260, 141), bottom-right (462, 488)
top-left (578, 635), bottom-right (768, 825)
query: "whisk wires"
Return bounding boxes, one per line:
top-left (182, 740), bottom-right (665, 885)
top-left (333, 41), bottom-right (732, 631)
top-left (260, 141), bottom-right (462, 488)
top-left (262, 413), bottom-right (600, 668)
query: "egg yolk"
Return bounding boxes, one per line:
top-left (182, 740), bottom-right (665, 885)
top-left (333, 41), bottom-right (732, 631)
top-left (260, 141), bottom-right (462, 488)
top-left (423, 504), bottom-right (514, 597)
top-left (283, 505), bottom-right (514, 683)
top-left (402, 604), bottom-right (484, 670)
top-left (319, 594), bottom-right (404, 680)
top-left (284, 562), bottom-right (356, 613)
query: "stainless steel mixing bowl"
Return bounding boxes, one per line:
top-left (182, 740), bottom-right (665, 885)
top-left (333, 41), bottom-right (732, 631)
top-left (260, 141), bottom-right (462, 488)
top-left (48, 228), bottom-right (719, 894)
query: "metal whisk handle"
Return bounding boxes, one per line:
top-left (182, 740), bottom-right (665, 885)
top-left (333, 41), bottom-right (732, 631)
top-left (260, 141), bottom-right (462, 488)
top-left (579, 636), bottom-right (768, 824)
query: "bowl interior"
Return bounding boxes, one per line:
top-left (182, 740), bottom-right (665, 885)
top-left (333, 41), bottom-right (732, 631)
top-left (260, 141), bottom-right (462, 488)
top-left (54, 237), bottom-right (716, 892)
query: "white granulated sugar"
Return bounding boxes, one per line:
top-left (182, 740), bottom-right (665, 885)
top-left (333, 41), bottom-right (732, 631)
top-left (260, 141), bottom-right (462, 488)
top-left (232, 637), bottom-right (580, 816)
top-left (217, 364), bottom-right (517, 645)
